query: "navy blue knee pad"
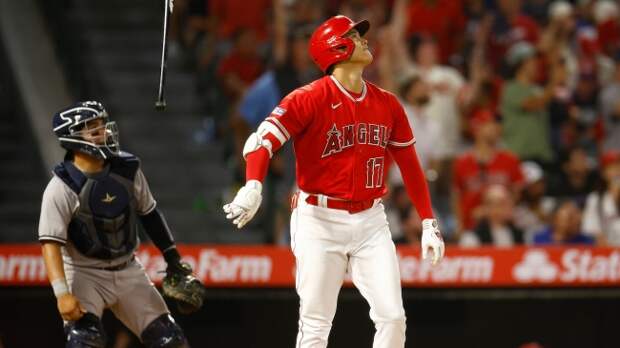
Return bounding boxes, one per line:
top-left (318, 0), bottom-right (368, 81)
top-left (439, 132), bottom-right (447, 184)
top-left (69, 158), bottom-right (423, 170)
top-left (141, 314), bottom-right (189, 348)
top-left (65, 313), bottom-right (106, 348)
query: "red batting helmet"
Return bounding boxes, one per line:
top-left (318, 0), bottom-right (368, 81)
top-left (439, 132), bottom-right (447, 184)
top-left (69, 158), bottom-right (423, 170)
top-left (309, 15), bottom-right (370, 72)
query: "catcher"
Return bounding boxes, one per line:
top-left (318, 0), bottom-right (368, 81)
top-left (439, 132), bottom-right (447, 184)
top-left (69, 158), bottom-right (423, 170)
top-left (38, 101), bottom-right (206, 348)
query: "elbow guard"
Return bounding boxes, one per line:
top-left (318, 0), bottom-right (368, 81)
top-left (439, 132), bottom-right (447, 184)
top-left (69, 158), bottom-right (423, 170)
top-left (243, 120), bottom-right (282, 159)
top-left (243, 133), bottom-right (273, 159)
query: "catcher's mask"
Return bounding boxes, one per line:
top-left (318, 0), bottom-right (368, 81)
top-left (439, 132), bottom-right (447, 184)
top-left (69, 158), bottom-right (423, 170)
top-left (53, 101), bottom-right (120, 160)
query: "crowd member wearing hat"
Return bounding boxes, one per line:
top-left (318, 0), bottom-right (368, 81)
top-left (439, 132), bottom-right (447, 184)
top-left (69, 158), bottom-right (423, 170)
top-left (453, 111), bottom-right (524, 234)
top-left (582, 150), bottom-right (620, 245)
top-left (539, 1), bottom-right (578, 91)
top-left (593, 0), bottom-right (620, 57)
top-left (500, 41), bottom-right (563, 164)
top-left (513, 161), bottom-right (557, 243)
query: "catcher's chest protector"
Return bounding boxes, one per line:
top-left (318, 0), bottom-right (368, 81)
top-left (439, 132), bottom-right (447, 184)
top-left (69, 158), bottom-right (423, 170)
top-left (54, 156), bottom-right (140, 260)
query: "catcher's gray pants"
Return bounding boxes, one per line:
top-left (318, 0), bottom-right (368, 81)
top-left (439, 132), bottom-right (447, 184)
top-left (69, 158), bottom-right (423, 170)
top-left (65, 257), bottom-right (169, 337)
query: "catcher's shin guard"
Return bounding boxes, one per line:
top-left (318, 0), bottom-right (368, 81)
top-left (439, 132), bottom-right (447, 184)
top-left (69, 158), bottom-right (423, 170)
top-left (141, 314), bottom-right (189, 348)
top-left (65, 313), bottom-right (106, 348)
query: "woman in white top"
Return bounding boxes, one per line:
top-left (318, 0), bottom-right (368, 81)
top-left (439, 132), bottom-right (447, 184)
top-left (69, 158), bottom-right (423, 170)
top-left (582, 150), bottom-right (620, 245)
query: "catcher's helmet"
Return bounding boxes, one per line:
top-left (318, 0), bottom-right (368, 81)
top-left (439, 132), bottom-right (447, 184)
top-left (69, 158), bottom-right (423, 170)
top-left (52, 101), bottom-right (120, 160)
top-left (309, 15), bottom-right (370, 73)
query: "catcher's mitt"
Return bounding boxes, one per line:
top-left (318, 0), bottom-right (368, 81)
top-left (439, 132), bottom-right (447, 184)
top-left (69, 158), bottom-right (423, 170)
top-left (162, 262), bottom-right (206, 314)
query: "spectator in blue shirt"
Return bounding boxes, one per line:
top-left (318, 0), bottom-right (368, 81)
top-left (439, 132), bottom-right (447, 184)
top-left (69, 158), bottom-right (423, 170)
top-left (237, 26), bottom-right (318, 129)
top-left (533, 200), bottom-right (595, 244)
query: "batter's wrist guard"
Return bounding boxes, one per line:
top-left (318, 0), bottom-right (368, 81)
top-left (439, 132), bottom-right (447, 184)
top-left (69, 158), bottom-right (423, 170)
top-left (245, 179), bottom-right (263, 193)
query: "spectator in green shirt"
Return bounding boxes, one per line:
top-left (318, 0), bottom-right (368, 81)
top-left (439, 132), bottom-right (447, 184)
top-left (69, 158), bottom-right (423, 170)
top-left (500, 41), bottom-right (562, 164)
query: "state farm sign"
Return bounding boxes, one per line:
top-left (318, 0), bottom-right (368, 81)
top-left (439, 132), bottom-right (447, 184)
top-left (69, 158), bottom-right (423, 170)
top-left (1, 244), bottom-right (619, 287)
top-left (138, 248), bottom-right (273, 284)
top-left (398, 253), bottom-right (494, 283)
top-left (513, 249), bottom-right (620, 284)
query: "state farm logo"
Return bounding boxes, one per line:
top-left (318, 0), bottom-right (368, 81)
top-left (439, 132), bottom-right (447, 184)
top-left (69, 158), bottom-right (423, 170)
top-left (138, 249), bottom-right (273, 283)
top-left (513, 250), bottom-right (558, 283)
top-left (513, 249), bottom-right (620, 283)
top-left (398, 253), bottom-right (494, 283)
top-left (0, 254), bottom-right (46, 282)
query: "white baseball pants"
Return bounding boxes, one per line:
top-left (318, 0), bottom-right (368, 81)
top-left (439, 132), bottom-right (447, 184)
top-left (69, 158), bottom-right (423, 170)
top-left (291, 191), bottom-right (406, 348)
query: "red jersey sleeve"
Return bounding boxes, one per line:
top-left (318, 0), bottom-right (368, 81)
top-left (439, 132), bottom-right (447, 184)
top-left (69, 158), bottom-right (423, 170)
top-left (263, 88), bottom-right (314, 147)
top-left (387, 96), bottom-right (416, 147)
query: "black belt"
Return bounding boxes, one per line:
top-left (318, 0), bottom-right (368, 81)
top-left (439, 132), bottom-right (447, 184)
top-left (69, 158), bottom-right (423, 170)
top-left (99, 256), bottom-right (134, 271)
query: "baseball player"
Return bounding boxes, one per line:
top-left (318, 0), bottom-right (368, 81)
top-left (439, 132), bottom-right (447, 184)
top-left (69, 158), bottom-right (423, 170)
top-left (38, 101), bottom-right (205, 348)
top-left (224, 16), bottom-right (445, 348)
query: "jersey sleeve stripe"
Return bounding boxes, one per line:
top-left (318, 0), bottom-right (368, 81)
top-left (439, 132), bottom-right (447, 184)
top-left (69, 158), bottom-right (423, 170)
top-left (266, 116), bottom-right (291, 140)
top-left (38, 235), bottom-right (67, 244)
top-left (388, 138), bottom-right (416, 147)
top-left (259, 121), bottom-right (287, 145)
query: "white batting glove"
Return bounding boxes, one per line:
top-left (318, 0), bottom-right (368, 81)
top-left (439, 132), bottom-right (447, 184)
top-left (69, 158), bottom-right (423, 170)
top-left (421, 218), bottom-right (445, 265)
top-left (223, 180), bottom-right (263, 228)
top-left (223, 180), bottom-right (262, 228)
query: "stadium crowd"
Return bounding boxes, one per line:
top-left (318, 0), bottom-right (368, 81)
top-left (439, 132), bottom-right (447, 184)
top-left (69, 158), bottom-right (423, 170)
top-left (166, 0), bottom-right (620, 247)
